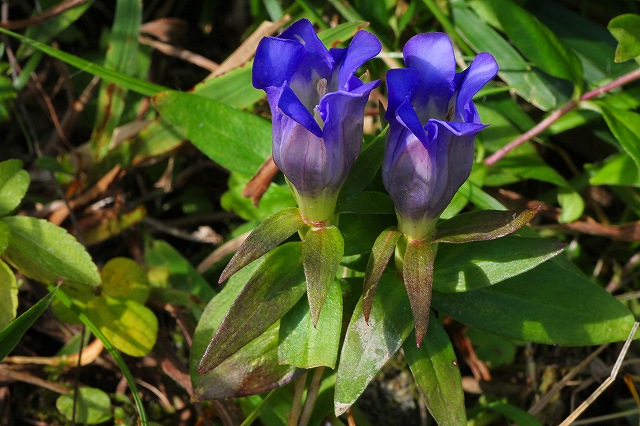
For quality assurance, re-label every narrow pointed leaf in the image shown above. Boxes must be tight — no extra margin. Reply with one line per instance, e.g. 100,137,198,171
303,226,344,326
0,259,17,330
363,227,401,322
403,240,435,347
434,236,565,292
0,287,57,360
191,255,299,399
219,207,304,283
434,209,537,243
404,315,466,426
279,280,342,368
608,14,640,63
433,256,636,345
334,272,413,416
199,243,306,374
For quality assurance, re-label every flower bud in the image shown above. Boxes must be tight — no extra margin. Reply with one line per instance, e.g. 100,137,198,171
382,33,498,240
253,19,382,224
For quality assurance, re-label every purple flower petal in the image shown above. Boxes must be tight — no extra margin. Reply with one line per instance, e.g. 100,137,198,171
331,30,382,90
278,85,323,137
403,33,456,120
252,37,304,89
453,52,499,122
385,68,418,121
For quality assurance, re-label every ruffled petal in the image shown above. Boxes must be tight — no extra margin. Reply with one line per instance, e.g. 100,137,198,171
453,52,499,122
278,19,333,78
385,68,418,121
331,30,382,90
252,37,304,89
403,33,456,121
278,84,323,137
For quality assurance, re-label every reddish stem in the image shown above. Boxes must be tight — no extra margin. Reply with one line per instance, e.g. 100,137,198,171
484,67,640,167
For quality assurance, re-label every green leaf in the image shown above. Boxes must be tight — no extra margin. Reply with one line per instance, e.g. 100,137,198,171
589,152,640,187
452,3,560,110
480,0,583,86
558,187,585,223
279,280,342,368
484,400,543,426
334,272,413,416
85,296,158,357
341,213,396,256
0,287,56,360
0,259,18,330
152,91,272,175
144,239,215,303
90,0,142,159
338,127,387,199
194,65,265,109
363,227,401,322
219,207,304,283
221,173,295,222
1,216,100,286
303,225,344,325
199,243,306,374
0,159,30,216
599,106,640,174
0,220,8,255
56,387,112,425
608,14,640,62
101,257,150,304
402,238,435,346
404,316,466,426
433,256,636,345
336,191,394,215
465,328,516,368
191,257,298,399
0,26,167,97
434,235,565,292
434,209,537,243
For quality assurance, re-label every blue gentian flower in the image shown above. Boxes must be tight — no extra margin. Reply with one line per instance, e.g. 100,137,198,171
382,33,499,239
253,19,381,224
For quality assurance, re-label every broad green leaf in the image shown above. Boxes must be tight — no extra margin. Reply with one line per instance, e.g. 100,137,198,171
404,316,466,426
599,106,640,173
338,127,387,199
199,243,306,373
85,296,158,357
0,27,167,96
0,220,8,254
589,152,640,187
452,3,560,110
2,216,100,286
434,209,537,243
434,236,565,292
303,225,344,325
221,173,296,222
334,272,413,416
336,191,394,215
479,0,582,86
279,280,342,368
152,91,272,175
318,21,370,45
219,207,304,283
558,187,585,223
191,257,298,399
0,259,18,330
433,256,636,345
341,213,396,256
144,239,215,303
0,159,30,216
608,14,640,62
465,328,516,368
195,66,262,109
101,257,150,304
363,227,401,321
403,238,435,346
56,387,112,425
0,287,56,360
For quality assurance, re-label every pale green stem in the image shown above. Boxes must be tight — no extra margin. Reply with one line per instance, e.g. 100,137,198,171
298,367,325,426
289,372,308,426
